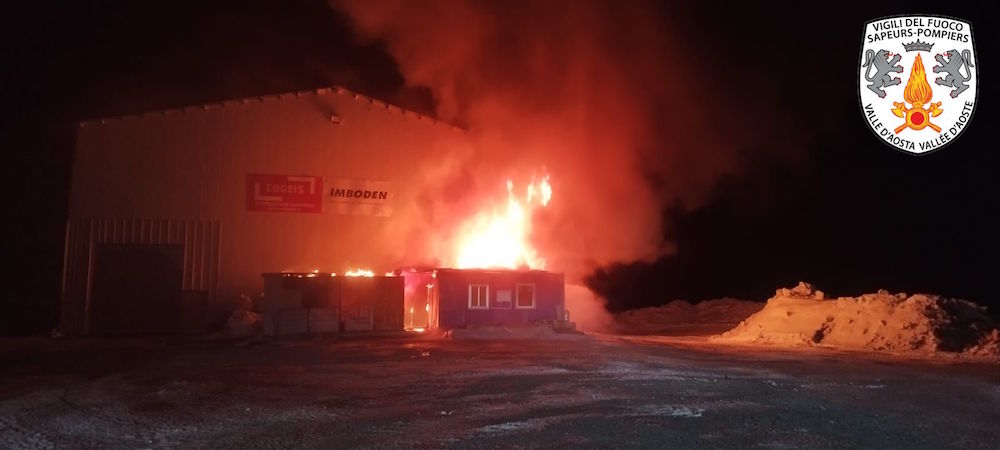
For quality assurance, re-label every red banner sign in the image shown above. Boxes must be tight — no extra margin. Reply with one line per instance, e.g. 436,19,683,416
246,174,322,213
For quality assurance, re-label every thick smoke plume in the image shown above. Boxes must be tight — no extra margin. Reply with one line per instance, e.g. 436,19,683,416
332,0,765,327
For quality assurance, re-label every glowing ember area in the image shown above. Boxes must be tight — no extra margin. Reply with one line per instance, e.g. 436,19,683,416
454,175,551,269
344,268,375,277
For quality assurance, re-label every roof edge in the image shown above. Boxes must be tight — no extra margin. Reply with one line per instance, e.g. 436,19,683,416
77,85,465,132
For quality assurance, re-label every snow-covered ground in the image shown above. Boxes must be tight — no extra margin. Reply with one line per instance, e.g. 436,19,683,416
614,298,764,336
1,335,998,448
3,283,998,447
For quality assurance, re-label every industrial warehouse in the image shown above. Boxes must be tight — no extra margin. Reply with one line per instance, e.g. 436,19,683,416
60,86,567,336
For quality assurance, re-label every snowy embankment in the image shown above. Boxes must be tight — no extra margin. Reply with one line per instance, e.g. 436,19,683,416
713,282,1000,359
614,298,764,336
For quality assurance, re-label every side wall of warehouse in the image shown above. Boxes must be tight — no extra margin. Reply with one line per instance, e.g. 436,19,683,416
62,88,469,334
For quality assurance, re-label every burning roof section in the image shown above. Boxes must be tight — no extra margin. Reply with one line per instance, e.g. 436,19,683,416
396,267,562,276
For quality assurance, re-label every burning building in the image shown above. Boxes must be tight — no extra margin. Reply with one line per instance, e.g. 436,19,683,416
60,87,566,335
432,268,565,329
262,272,403,336
395,268,566,330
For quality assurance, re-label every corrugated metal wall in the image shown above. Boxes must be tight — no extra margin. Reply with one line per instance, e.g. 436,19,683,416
61,218,221,335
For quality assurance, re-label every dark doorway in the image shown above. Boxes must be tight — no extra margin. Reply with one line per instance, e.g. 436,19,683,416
89,243,184,334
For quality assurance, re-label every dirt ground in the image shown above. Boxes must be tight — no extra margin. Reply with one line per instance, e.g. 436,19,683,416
1,333,998,449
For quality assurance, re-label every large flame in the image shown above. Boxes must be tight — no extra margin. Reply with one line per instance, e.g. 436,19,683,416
904,54,933,106
344,268,375,277
454,175,551,269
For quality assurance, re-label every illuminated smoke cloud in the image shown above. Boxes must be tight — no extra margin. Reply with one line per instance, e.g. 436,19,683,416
331,1,773,312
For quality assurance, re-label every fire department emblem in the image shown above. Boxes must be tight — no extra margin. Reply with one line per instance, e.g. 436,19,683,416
859,15,977,154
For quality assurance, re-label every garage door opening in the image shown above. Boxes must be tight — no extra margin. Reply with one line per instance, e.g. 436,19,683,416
88,243,184,334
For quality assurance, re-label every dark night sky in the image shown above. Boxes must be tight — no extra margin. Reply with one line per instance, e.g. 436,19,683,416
2,1,997,333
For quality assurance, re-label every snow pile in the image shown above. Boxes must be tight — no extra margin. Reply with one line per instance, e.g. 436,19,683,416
223,294,262,338
445,325,587,341
614,298,764,335
715,282,1000,358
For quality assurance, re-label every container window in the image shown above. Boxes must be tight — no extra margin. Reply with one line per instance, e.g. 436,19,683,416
494,289,512,309
468,284,489,309
516,284,536,309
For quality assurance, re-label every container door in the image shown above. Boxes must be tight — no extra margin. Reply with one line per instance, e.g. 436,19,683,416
341,278,374,331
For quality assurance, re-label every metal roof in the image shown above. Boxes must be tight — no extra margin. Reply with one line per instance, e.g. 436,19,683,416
78,85,462,131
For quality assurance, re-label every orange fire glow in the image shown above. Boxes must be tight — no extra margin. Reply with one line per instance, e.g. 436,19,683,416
344,268,375,277
454,174,551,269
